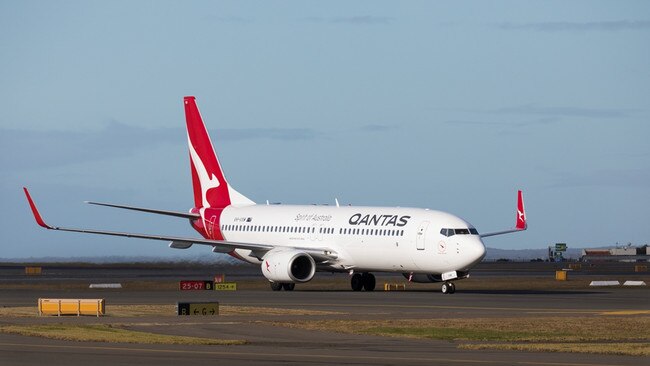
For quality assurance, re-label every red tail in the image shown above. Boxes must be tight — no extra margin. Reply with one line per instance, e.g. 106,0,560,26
515,190,526,230
185,96,232,208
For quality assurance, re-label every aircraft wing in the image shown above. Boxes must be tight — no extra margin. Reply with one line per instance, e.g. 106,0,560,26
23,188,337,261
479,190,527,238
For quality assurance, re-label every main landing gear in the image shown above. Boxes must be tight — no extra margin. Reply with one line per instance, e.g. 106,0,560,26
351,272,376,291
270,282,295,291
441,282,456,294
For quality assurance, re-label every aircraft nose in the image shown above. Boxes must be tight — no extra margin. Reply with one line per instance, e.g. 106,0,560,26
464,238,486,268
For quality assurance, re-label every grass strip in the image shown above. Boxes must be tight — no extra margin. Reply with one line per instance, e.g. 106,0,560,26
364,327,537,342
274,317,650,342
0,324,245,345
0,305,341,318
459,342,650,357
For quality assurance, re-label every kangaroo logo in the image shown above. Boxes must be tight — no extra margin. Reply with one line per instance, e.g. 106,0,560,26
188,135,220,208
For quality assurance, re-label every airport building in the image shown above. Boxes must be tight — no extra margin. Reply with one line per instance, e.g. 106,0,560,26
580,245,650,262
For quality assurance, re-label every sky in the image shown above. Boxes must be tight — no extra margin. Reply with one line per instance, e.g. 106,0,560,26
1,1,649,259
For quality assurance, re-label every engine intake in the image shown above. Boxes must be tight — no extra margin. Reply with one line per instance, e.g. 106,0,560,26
262,249,316,283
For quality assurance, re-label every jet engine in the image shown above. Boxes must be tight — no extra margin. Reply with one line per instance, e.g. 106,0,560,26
261,249,316,283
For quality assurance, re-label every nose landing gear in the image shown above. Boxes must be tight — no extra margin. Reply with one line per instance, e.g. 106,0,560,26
351,272,376,291
441,282,456,294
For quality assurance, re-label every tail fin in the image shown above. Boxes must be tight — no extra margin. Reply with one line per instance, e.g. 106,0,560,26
184,96,254,208
515,190,526,230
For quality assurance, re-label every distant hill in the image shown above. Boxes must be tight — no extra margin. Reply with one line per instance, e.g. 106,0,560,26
484,247,582,261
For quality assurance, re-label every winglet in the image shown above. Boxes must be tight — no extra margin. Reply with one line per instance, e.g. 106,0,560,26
515,190,526,230
23,187,53,229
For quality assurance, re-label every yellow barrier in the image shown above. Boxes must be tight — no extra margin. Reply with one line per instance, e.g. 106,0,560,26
383,283,406,291
555,270,567,281
635,265,648,273
25,266,42,275
38,298,105,317
214,282,237,291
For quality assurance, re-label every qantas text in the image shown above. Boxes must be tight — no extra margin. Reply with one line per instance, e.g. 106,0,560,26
348,214,411,227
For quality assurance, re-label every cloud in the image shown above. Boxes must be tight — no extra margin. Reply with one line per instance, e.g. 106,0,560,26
496,20,650,32
550,168,650,188
491,104,630,119
302,16,393,25
444,118,559,128
0,123,321,172
359,124,397,132
202,15,253,24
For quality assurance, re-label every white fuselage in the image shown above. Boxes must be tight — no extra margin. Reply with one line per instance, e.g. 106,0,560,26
218,204,486,275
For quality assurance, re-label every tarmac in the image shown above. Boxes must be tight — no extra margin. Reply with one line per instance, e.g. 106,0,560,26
1,262,648,365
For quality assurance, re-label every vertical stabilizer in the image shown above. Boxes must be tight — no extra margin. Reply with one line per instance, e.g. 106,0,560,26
184,96,254,208
515,190,526,230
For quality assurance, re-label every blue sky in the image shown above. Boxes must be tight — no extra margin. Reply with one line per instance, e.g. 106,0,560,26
1,1,649,259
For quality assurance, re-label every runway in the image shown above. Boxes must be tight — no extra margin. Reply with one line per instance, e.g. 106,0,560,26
1,263,648,365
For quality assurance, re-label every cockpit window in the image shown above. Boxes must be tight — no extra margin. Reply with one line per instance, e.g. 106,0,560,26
441,228,478,237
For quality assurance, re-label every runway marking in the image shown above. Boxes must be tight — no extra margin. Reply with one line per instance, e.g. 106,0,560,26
600,310,650,316
228,302,645,314
0,342,630,366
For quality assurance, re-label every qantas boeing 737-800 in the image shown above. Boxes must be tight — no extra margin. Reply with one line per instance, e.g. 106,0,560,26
24,96,526,294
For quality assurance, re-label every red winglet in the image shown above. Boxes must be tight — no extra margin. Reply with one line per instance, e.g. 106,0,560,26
515,190,526,230
23,187,53,229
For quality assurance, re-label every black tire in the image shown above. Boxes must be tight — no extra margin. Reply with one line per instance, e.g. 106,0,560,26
282,283,295,291
351,273,363,291
448,282,456,294
441,282,450,294
270,282,283,291
362,273,376,291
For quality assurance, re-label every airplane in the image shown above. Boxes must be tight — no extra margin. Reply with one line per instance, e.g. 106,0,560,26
23,96,527,294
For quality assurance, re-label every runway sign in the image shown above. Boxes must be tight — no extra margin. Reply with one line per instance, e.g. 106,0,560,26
25,266,42,275
38,298,105,317
177,301,219,315
179,280,214,291
214,282,237,291
384,283,406,291
555,270,567,281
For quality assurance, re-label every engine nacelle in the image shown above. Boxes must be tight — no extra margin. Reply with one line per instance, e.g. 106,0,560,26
261,249,316,283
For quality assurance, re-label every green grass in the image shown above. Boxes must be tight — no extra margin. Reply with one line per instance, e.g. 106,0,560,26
460,342,650,357
364,326,538,342
0,324,246,345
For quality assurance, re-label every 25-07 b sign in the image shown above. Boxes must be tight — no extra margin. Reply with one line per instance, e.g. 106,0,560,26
179,280,214,291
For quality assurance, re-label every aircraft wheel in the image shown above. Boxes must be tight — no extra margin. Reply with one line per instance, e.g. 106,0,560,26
282,283,295,291
362,273,376,291
270,282,283,291
448,282,456,294
441,282,450,294
351,273,363,291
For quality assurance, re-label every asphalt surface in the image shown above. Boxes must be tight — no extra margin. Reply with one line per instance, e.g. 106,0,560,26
1,263,648,366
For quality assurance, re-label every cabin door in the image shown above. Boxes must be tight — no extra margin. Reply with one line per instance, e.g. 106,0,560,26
416,221,429,250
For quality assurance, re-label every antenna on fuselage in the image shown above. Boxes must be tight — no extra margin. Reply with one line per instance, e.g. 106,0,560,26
335,198,340,208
